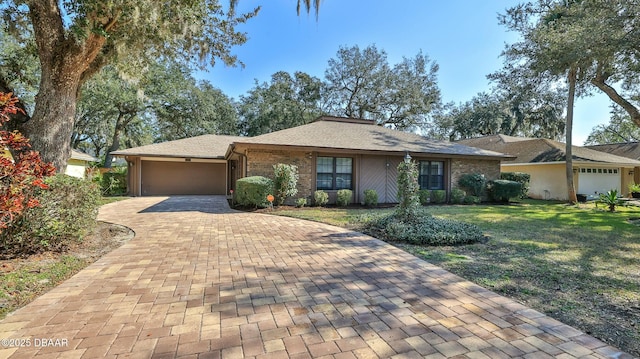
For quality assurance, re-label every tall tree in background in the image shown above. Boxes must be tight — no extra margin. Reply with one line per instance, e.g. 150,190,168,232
324,44,441,131
238,71,323,136
72,65,149,168
499,0,600,204
72,61,237,165
151,80,239,142
1,1,258,171
585,106,640,145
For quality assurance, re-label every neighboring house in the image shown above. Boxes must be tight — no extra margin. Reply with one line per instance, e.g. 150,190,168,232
458,135,640,200
2,147,97,179
112,117,511,203
66,149,99,178
585,142,640,185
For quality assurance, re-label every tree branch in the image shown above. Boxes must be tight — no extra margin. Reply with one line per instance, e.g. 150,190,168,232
591,64,640,127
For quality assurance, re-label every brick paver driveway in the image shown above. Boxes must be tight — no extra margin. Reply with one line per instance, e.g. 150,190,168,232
0,196,632,358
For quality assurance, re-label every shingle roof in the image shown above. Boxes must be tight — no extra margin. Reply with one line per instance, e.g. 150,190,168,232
585,142,640,161
458,135,640,165
111,135,243,159
70,149,98,162
232,117,511,159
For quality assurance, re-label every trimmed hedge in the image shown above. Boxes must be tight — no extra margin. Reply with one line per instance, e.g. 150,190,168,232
1,174,101,257
418,189,430,205
458,173,486,197
314,190,329,207
235,176,274,208
489,179,522,203
501,172,530,198
450,188,466,204
364,209,484,246
336,189,352,207
363,189,378,207
431,190,447,204
273,163,298,206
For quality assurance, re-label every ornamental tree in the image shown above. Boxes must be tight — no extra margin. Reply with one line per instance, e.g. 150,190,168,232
0,92,55,231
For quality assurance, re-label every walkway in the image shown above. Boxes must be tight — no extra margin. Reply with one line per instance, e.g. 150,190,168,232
0,196,632,358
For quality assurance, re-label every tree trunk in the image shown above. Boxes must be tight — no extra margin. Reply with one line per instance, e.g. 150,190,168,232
23,71,82,172
22,0,107,172
565,67,578,204
103,113,133,168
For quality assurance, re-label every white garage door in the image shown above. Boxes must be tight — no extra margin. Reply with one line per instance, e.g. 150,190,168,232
578,167,620,195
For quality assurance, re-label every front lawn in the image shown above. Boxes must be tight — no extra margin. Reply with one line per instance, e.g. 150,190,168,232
269,200,640,357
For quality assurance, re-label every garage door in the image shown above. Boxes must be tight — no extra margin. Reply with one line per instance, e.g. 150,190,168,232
141,160,226,195
578,167,620,195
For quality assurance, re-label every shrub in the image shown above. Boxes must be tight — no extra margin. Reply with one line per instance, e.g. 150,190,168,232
365,208,484,246
101,167,127,196
1,174,101,257
488,180,521,203
396,160,420,219
431,190,446,204
418,189,430,205
314,190,329,207
363,189,378,207
273,163,299,206
450,188,466,204
336,189,352,207
463,195,481,205
458,173,486,197
0,92,56,231
500,172,530,198
235,176,274,208
295,198,307,208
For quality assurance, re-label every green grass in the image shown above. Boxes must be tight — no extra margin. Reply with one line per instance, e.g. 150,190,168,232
270,200,640,356
99,195,130,206
0,256,88,319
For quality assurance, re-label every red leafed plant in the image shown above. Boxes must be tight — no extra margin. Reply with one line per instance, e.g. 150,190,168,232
0,92,55,230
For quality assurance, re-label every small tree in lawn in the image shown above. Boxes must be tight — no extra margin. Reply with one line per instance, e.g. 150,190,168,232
273,163,299,206
0,92,55,232
396,157,421,220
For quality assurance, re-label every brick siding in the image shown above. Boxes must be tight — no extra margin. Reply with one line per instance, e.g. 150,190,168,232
451,158,501,198
245,149,314,203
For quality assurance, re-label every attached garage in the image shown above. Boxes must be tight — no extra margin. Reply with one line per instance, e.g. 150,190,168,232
141,160,226,195
578,167,621,195
110,134,243,197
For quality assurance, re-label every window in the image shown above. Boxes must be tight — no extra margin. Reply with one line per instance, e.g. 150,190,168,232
418,161,444,190
316,157,353,190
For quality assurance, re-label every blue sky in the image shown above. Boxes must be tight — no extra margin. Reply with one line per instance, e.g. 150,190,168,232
200,0,613,145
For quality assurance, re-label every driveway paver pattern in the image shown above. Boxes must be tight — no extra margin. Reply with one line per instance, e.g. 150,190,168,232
0,196,633,358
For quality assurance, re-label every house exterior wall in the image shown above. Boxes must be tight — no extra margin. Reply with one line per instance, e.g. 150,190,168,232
450,158,501,193
65,159,88,178
358,155,402,203
244,149,503,205
504,163,569,200
245,149,314,203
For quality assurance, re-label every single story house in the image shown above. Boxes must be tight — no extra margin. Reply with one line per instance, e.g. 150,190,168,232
585,142,640,185
66,149,99,178
112,117,512,204
458,135,640,200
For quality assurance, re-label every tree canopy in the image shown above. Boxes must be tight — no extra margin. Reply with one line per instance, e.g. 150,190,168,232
238,71,323,136
1,0,258,170
72,61,237,166
324,44,441,131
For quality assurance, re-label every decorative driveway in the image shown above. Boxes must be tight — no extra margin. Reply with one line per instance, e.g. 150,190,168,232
0,196,632,358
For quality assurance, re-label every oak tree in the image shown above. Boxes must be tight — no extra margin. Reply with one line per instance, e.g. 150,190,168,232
2,0,258,171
